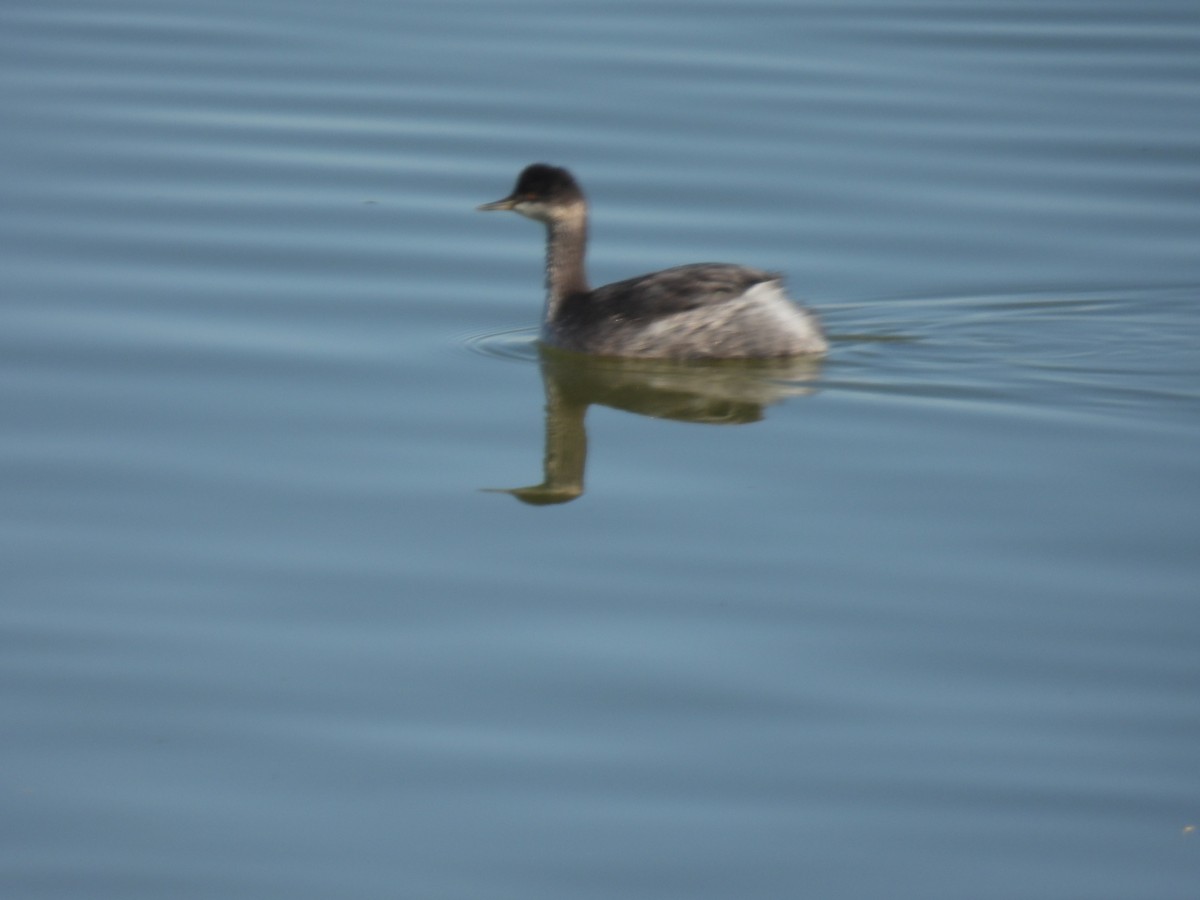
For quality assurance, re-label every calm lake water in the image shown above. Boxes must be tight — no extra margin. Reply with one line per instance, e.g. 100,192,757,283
3,1,1199,897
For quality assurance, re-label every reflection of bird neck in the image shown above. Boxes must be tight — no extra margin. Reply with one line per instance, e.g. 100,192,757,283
543,202,589,320
500,374,588,506
539,384,587,499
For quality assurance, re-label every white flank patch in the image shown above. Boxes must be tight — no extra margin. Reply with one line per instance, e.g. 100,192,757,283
741,279,816,333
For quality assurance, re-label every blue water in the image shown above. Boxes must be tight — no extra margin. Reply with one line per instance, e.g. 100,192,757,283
3,1,1199,898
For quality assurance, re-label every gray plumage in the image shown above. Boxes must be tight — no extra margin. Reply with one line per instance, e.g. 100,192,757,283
478,164,828,360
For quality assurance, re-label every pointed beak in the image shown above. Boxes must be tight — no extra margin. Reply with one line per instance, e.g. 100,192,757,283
477,195,517,212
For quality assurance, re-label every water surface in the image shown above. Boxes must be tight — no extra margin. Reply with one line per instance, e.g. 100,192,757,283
3,1,1199,898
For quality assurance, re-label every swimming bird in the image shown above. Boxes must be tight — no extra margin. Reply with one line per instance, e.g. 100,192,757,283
478,164,828,359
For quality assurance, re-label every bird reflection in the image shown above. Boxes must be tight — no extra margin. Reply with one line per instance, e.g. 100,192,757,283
489,345,822,504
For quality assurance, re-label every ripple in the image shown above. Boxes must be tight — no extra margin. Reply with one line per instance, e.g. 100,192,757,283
806,286,1200,423
459,326,541,363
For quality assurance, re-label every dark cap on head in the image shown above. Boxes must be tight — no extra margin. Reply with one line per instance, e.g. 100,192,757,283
478,163,585,212
511,164,582,201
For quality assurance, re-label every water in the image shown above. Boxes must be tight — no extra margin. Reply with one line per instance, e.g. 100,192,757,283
3,1,1199,897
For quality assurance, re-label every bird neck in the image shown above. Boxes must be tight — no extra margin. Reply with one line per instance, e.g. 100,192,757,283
543,202,590,319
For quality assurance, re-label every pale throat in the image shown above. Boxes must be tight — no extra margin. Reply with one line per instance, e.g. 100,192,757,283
543,200,590,314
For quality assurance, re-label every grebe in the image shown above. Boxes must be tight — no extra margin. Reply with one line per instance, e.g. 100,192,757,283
478,163,827,359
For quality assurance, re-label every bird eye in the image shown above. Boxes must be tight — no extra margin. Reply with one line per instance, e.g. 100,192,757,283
524,192,537,201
